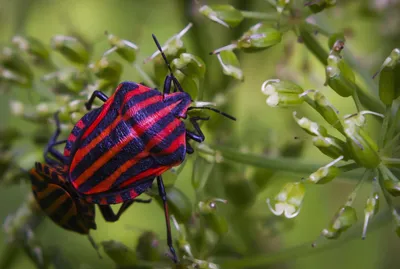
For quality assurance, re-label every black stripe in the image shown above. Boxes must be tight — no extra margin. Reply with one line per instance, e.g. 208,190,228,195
48,193,73,223
66,108,101,161
120,89,160,115
74,102,179,192
149,121,186,154
39,187,65,210
86,178,154,204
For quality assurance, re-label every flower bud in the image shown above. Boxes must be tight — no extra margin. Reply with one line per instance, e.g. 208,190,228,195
293,111,328,137
145,23,192,62
12,36,50,64
9,100,25,116
325,54,355,97
171,216,193,258
135,231,161,261
237,23,282,52
105,33,139,62
51,35,89,64
379,164,400,196
171,53,206,79
216,51,243,80
376,48,400,105
344,114,381,169
276,0,291,13
42,69,87,93
35,102,59,118
0,47,33,80
267,181,305,218
261,79,304,107
0,67,31,87
362,190,379,239
199,5,243,28
102,240,137,266
312,136,350,160
186,257,220,269
312,91,344,133
318,206,357,240
89,58,123,81
198,198,227,215
306,156,342,184
328,33,345,52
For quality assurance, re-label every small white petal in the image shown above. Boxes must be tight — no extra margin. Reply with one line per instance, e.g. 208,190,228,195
266,94,279,107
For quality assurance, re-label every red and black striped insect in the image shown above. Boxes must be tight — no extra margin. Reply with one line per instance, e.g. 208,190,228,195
30,118,150,236
29,162,96,234
44,34,236,263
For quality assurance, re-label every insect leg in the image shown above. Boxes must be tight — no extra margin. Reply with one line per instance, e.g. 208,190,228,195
185,139,194,154
185,116,209,143
45,112,67,165
156,175,178,263
98,199,152,222
85,90,109,110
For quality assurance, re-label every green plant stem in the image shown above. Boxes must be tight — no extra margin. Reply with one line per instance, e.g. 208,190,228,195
240,10,278,20
196,144,362,179
338,162,360,172
381,157,400,168
352,90,362,112
379,105,392,149
385,104,400,149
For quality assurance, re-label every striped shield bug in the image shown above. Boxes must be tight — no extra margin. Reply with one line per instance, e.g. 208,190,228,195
29,162,97,235
44,34,236,263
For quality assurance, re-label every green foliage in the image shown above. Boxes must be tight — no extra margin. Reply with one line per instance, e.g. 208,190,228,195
1,1,400,269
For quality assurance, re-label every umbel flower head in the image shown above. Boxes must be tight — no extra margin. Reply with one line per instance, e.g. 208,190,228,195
262,44,400,242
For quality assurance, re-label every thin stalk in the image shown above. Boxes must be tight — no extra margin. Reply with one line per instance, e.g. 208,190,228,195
385,104,400,148
379,105,392,149
352,90,363,112
338,162,360,173
240,10,279,21
381,157,400,168
196,144,362,179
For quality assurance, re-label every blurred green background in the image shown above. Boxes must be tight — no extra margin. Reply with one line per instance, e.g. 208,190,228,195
1,0,400,268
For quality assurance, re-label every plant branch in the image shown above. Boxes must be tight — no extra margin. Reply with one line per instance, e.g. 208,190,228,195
196,144,362,179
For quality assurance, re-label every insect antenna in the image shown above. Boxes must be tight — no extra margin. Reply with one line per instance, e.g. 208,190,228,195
152,34,173,74
151,34,184,93
188,106,236,121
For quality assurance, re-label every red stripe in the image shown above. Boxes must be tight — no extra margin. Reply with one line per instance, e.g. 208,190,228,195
81,96,114,140
74,101,180,191
70,94,164,173
76,120,85,129
81,86,147,140
72,132,136,188
115,194,123,204
68,134,76,142
120,165,170,188
129,189,138,198
153,132,185,156
86,151,148,194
